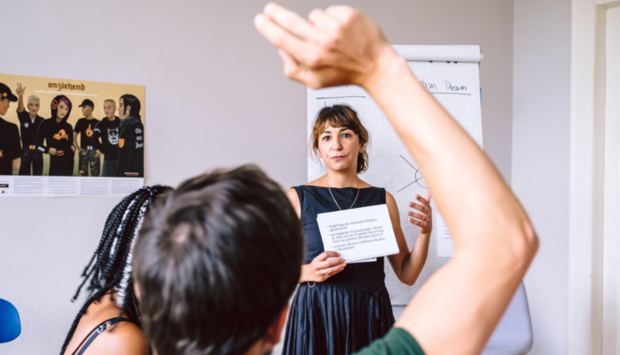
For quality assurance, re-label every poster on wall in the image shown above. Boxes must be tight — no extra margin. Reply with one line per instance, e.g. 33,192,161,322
0,73,145,197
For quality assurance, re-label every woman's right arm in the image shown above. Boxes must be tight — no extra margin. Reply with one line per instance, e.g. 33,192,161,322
286,188,346,283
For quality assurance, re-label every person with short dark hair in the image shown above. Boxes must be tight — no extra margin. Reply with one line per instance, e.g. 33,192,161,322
116,95,144,177
133,4,539,355
60,185,170,355
74,99,101,176
133,166,303,355
35,95,75,176
15,83,44,175
93,99,121,176
0,83,21,176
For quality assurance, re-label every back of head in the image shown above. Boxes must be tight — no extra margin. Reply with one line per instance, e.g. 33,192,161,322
134,165,304,355
60,185,171,354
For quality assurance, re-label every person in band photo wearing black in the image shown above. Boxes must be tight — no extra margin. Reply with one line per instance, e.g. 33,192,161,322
15,83,44,175
116,94,143,177
73,99,101,176
36,95,75,176
0,83,22,176
93,99,120,177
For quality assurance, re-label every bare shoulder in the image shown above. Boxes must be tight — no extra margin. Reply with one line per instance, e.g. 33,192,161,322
385,191,397,205
385,191,400,214
85,321,149,355
286,188,301,217
286,188,300,205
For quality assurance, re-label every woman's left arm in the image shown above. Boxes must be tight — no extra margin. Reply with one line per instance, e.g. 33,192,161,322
386,191,432,286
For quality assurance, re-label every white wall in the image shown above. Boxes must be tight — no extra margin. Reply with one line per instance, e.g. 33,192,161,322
0,1,514,353
512,0,571,354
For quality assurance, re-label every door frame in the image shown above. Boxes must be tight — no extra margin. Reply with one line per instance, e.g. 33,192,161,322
569,0,620,353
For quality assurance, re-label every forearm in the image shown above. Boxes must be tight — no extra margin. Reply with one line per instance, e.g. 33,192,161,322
93,135,106,154
398,232,431,285
369,49,538,353
12,158,20,171
17,96,24,112
365,49,535,256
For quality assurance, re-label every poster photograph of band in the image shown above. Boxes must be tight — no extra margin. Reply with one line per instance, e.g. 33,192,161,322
0,73,145,197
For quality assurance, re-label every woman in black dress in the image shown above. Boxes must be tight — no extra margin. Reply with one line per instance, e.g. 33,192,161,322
283,105,433,354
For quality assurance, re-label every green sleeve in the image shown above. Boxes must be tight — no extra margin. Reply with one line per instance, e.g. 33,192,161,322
353,327,424,355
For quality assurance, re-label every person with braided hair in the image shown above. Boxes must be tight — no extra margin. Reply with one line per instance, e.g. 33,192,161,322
60,185,171,355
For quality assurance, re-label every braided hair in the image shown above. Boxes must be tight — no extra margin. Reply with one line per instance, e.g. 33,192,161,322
60,185,171,355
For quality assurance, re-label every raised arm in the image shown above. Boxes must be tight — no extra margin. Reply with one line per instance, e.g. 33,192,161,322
255,5,538,354
16,83,25,113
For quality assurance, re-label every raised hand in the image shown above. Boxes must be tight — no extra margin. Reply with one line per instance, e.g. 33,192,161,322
406,193,432,235
254,3,397,89
15,83,25,97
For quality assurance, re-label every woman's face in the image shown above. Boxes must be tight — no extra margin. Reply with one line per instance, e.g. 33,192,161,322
0,99,9,116
118,98,129,119
27,100,40,115
317,123,363,173
57,101,69,120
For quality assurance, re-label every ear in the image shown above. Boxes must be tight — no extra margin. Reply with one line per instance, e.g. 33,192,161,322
265,305,289,345
359,143,365,153
126,105,132,114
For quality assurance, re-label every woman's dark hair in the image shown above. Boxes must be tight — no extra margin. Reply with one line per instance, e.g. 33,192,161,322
50,95,72,121
311,104,370,174
60,185,171,355
133,165,304,355
120,94,141,117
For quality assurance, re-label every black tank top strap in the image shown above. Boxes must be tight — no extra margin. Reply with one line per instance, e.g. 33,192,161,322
72,317,136,355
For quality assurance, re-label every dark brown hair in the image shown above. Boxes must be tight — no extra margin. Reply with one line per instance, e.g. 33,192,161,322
133,165,304,355
311,105,370,174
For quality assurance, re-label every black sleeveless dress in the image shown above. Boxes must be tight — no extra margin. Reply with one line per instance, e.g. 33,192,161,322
283,186,395,355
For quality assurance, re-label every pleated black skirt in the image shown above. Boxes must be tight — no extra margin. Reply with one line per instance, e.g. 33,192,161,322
282,281,395,355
